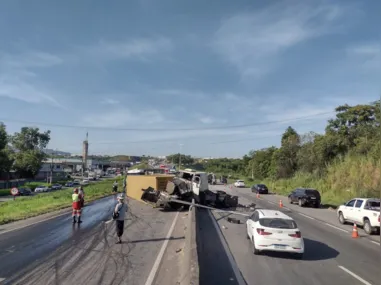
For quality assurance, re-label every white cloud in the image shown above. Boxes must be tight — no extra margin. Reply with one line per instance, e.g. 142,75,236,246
83,37,173,61
199,116,214,124
0,51,62,70
101,98,120,105
212,2,350,78
346,43,381,56
0,76,61,107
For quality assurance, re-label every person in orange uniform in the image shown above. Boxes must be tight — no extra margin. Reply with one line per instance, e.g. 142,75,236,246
72,188,83,224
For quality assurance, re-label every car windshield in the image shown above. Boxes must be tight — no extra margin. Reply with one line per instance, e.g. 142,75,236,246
237,180,244,183
257,184,267,189
305,189,320,197
259,218,297,229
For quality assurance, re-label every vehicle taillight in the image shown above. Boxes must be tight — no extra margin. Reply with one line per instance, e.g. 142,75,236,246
378,215,380,223
288,231,301,238
256,228,272,235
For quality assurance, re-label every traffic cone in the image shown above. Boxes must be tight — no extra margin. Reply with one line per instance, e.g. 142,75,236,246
256,193,260,199
279,200,283,208
352,224,359,238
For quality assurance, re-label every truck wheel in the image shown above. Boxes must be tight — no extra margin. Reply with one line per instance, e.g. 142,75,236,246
288,197,293,204
338,212,347,224
363,219,373,235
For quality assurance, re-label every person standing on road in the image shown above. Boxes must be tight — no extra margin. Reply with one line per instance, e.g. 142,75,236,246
113,193,127,244
78,186,85,207
112,180,118,193
72,188,83,224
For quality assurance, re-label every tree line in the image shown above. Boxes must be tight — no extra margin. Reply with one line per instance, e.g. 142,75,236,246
169,101,380,182
0,124,51,179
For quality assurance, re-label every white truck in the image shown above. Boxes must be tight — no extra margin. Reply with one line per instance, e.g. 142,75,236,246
337,198,380,235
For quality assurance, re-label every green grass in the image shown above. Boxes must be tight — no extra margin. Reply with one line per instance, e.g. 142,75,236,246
262,155,381,207
0,177,124,225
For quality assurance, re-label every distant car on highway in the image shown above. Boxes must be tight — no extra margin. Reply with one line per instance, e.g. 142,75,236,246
51,184,62,190
251,184,269,194
17,187,32,196
246,209,304,259
337,198,380,235
35,186,50,192
234,180,245,188
288,188,321,208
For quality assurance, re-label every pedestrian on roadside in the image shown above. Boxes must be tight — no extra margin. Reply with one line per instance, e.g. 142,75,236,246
72,188,83,224
78,186,85,207
113,193,127,244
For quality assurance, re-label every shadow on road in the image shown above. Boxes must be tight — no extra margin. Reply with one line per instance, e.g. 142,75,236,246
196,208,246,285
263,238,339,261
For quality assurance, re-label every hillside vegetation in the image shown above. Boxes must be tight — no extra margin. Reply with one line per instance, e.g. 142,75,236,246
185,101,381,206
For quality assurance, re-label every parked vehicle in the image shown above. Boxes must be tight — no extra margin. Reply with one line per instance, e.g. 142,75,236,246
35,186,50,192
51,184,62,190
337,198,380,235
65,182,74,187
234,180,245,188
246,209,304,259
81,179,89,186
251,184,269,194
288,188,321,208
17,187,32,196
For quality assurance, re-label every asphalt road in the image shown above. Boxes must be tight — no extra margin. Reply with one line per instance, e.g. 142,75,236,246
208,185,379,285
0,195,180,285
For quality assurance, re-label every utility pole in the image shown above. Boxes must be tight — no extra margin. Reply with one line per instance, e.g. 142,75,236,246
179,144,183,170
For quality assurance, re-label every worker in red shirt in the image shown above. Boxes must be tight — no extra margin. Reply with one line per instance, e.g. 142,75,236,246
72,188,83,223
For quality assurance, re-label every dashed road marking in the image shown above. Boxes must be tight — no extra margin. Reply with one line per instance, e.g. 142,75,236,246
0,277,6,282
266,201,276,205
144,211,179,285
338,266,372,285
370,241,380,245
208,210,246,285
324,223,348,233
283,206,290,210
105,220,113,224
298,213,315,220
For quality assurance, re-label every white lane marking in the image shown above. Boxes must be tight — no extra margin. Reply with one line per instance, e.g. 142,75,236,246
144,211,179,285
371,241,380,245
324,223,348,233
208,210,246,285
338,266,372,285
298,213,315,220
105,220,113,224
283,207,290,210
0,211,70,235
266,201,276,205
0,277,6,282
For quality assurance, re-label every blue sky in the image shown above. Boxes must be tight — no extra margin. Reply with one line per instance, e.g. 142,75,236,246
0,0,380,158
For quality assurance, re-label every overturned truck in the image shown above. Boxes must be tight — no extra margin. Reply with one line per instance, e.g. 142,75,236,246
141,169,239,210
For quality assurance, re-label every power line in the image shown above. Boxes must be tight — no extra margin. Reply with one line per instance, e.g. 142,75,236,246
0,110,335,132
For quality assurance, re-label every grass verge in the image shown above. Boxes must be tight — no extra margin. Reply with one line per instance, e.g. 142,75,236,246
0,177,124,225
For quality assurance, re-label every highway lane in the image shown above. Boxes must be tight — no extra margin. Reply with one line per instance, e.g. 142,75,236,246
0,196,181,285
233,186,381,244
209,185,379,285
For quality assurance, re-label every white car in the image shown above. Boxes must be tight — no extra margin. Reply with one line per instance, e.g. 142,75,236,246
246,209,304,259
81,179,89,185
234,180,245,188
35,186,50,192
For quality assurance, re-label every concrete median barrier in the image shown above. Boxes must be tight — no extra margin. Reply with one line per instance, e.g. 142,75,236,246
180,202,199,285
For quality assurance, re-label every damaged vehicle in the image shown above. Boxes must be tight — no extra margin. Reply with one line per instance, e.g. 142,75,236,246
141,169,239,210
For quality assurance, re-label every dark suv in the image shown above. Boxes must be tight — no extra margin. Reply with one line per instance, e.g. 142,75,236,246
251,184,269,194
288,188,321,208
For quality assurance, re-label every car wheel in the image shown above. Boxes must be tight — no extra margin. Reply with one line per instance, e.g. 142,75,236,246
363,219,373,235
298,199,303,207
314,203,320,208
338,212,346,224
252,238,260,255
288,197,293,204
246,231,250,239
